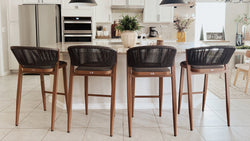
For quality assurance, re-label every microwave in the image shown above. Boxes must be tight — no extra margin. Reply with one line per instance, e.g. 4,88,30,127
63,17,92,42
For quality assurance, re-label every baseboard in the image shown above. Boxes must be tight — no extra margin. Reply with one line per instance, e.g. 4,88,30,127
0,70,10,76
48,96,156,110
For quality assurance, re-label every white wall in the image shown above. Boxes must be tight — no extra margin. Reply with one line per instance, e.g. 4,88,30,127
225,3,249,45
0,0,10,76
195,3,226,41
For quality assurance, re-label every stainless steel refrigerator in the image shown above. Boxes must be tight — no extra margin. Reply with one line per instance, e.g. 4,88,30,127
19,4,61,47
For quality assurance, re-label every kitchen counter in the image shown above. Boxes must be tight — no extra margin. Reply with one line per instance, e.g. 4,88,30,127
48,40,230,54
47,40,243,110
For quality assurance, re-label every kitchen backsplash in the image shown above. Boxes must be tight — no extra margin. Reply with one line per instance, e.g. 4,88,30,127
96,7,195,42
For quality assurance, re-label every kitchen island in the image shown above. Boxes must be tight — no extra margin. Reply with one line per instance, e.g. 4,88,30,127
46,40,235,110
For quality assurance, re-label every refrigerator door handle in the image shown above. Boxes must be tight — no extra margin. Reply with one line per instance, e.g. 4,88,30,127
55,16,58,43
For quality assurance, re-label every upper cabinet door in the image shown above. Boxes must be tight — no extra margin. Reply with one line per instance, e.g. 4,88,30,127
112,0,127,5
143,0,173,23
22,0,61,4
128,0,144,6
159,5,173,22
95,0,112,23
22,0,39,4
42,0,61,4
143,0,158,23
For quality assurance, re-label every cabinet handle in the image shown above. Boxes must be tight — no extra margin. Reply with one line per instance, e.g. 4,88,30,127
109,14,111,22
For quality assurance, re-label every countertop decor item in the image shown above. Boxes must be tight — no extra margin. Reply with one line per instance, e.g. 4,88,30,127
174,16,194,42
116,15,141,48
69,0,97,6
235,14,250,46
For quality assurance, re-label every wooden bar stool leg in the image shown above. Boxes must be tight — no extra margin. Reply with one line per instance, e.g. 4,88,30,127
113,66,117,117
16,65,23,126
233,69,240,86
243,72,246,80
159,77,163,117
202,74,208,112
51,65,59,131
127,67,132,137
67,66,74,133
40,73,46,111
110,70,116,137
171,66,177,136
178,67,184,114
186,65,193,131
85,76,88,115
225,66,230,126
63,67,68,113
245,73,249,93
132,77,135,117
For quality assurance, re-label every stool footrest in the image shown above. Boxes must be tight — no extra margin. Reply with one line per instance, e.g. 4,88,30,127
88,94,111,97
44,91,66,95
182,92,204,95
135,95,160,98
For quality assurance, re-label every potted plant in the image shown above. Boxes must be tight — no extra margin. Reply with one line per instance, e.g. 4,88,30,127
116,15,141,48
174,17,194,42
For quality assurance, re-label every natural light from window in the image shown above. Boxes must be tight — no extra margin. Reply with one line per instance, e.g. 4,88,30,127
195,3,226,41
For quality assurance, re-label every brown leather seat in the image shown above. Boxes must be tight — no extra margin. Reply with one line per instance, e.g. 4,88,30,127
132,67,170,72
180,61,224,69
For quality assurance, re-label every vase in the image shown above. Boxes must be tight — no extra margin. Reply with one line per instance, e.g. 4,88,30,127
121,31,138,48
177,31,186,42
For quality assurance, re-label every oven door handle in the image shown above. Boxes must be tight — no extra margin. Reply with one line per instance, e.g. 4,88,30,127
64,21,92,24
64,35,92,37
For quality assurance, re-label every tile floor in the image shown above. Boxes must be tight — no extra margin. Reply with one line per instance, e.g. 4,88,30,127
0,74,250,141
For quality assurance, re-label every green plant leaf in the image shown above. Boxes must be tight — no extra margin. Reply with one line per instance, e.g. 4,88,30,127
115,15,141,32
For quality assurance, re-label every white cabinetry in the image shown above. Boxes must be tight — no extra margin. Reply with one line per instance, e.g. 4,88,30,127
112,0,127,5
112,0,144,6
42,0,61,4
22,0,61,4
128,0,144,5
95,0,112,23
22,0,39,4
144,0,173,23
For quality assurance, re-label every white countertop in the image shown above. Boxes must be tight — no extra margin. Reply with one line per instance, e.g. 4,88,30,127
46,40,240,54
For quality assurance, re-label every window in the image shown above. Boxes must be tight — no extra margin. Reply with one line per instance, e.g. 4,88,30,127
195,3,226,41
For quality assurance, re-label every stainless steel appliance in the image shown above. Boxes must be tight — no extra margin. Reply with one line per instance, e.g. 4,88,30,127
19,4,61,47
63,17,92,42
149,27,159,37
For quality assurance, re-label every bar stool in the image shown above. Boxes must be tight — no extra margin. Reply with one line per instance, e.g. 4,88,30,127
178,46,235,131
127,46,177,137
67,45,117,136
11,46,68,131
233,50,250,93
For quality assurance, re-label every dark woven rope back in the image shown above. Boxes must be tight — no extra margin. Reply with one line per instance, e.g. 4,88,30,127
127,46,177,68
11,46,59,68
186,46,235,66
68,45,117,67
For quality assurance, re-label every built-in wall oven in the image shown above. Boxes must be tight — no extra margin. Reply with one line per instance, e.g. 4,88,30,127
63,17,92,42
